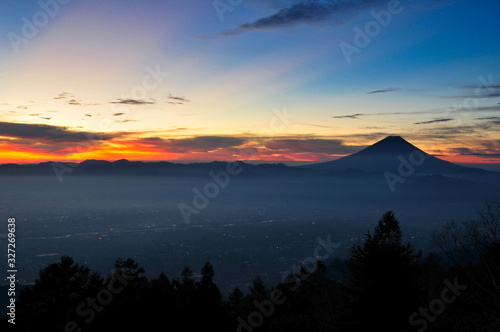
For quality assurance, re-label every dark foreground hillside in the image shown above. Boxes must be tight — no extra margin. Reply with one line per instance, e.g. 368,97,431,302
2,203,499,332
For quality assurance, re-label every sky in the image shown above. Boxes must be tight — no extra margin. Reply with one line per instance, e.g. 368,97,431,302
0,0,499,166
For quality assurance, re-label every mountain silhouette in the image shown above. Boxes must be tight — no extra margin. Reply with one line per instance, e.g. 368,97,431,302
307,136,465,174
1,136,497,181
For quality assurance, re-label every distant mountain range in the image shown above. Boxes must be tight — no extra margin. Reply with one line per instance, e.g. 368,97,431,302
0,136,498,183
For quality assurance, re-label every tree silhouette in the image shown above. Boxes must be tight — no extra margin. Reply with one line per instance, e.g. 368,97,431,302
11,207,500,332
17,256,104,332
345,211,422,331
433,201,500,331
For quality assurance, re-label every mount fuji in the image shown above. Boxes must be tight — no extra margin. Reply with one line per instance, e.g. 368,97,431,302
307,136,466,175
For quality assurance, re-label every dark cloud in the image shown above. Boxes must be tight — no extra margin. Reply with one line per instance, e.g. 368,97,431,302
265,138,364,154
468,105,500,112
414,118,454,125
332,104,500,122
113,113,125,116
465,153,500,158
53,92,100,106
167,94,190,105
0,121,120,142
67,99,82,106
110,98,155,105
450,83,500,90
448,145,500,159
223,0,388,36
40,117,52,120
332,113,364,119
441,80,500,99
474,116,500,125
441,92,500,99
333,110,447,119
142,136,245,153
448,147,474,155
475,116,500,120
54,92,71,100
366,88,400,94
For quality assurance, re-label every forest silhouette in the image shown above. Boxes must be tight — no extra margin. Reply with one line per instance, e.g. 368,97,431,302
2,203,499,332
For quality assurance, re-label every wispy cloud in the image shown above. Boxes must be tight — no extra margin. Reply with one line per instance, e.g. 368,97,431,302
414,118,454,125
167,94,190,105
332,113,364,119
0,121,121,142
110,98,155,105
54,92,71,100
223,0,388,36
141,136,245,153
441,92,500,99
265,138,365,154
448,141,500,159
440,80,500,99
475,116,500,125
366,88,400,94
333,104,500,121
53,92,100,106
67,99,82,106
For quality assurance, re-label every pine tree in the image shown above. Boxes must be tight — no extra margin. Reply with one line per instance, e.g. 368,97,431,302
346,211,422,331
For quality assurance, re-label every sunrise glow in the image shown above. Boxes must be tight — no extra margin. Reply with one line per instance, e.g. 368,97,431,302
0,0,499,168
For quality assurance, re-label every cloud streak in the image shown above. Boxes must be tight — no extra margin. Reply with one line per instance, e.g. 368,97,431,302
0,121,120,142
53,92,100,106
167,94,190,105
332,113,364,119
333,104,500,121
222,0,386,36
366,88,400,94
141,136,245,153
414,118,453,125
264,138,365,154
110,98,155,105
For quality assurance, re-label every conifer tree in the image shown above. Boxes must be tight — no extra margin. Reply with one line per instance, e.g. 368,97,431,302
346,211,422,331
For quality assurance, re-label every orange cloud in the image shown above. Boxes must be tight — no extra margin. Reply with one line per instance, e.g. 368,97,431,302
0,122,499,166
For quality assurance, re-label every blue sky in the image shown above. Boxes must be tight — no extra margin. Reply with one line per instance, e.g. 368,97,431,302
0,0,499,164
